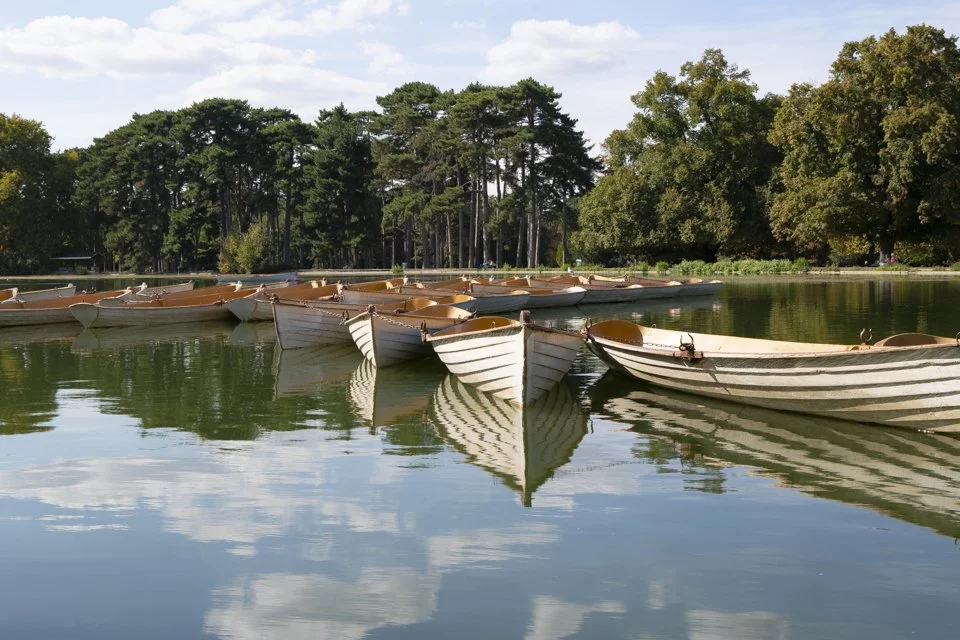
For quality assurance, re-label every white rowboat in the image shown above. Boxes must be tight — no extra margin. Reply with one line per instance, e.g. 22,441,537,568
69,285,257,328
0,283,77,304
227,281,340,322
0,289,135,327
346,305,474,367
425,311,583,406
584,319,960,432
471,283,586,309
272,298,439,350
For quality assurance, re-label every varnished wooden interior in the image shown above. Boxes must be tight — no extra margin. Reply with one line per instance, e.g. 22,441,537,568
4,289,130,310
431,316,519,337
589,319,870,354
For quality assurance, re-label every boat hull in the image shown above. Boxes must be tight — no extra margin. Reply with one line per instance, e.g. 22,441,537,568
70,300,237,328
0,289,133,327
427,320,582,406
273,302,359,349
586,327,960,432
0,284,77,303
341,289,477,312
346,311,467,367
470,284,585,309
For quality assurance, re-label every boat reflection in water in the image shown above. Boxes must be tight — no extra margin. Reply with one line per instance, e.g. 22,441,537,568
71,321,235,353
272,343,363,399
591,373,960,538
347,359,447,430
429,375,588,506
226,321,278,346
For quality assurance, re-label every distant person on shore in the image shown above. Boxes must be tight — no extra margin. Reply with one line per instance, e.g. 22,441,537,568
890,251,898,264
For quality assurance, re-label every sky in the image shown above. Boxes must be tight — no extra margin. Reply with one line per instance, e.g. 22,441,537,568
3,0,960,151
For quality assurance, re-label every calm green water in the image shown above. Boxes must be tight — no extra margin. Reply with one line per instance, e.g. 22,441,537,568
1,278,959,639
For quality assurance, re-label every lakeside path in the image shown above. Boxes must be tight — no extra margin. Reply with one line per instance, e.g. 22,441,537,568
5,267,960,282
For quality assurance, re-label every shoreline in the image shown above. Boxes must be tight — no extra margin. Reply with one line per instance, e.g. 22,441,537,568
3,267,960,281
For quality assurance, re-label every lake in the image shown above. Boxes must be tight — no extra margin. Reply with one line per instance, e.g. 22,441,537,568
0,277,958,639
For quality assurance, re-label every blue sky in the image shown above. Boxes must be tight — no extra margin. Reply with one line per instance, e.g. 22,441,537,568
3,0,960,151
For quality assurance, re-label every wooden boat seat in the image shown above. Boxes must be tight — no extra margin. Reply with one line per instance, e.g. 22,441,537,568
874,333,954,347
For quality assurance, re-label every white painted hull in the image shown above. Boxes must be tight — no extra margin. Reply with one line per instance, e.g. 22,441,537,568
273,301,361,349
347,312,466,368
471,284,587,309
0,289,133,327
136,281,194,297
466,291,529,315
226,296,270,322
342,288,477,312
0,283,76,303
429,375,587,505
427,320,583,406
525,278,638,304
586,322,960,432
69,300,236,328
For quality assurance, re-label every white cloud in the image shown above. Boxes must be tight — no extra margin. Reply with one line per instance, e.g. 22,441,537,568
0,16,311,79
177,63,387,116
360,41,414,76
483,19,640,83
149,0,274,32
214,0,404,40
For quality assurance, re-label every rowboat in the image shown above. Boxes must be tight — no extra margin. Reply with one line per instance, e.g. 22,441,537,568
0,288,135,327
429,375,587,506
584,319,960,432
400,284,527,314
425,311,583,406
346,304,474,367
226,281,340,322
673,277,723,296
216,271,299,284
347,358,446,428
0,283,76,303
340,287,477,312
471,282,586,309
592,374,960,538
272,297,438,350
525,276,645,304
69,284,258,328
134,281,195,297
591,274,682,299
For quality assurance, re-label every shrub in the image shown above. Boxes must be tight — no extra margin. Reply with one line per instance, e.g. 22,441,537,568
655,260,670,274
391,263,405,275
219,220,270,274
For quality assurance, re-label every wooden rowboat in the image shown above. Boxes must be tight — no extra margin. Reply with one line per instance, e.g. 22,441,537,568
227,281,340,322
526,276,645,304
69,284,258,328
673,277,722,296
471,282,586,309
340,287,477,312
272,297,438,350
0,288,135,327
346,304,474,367
425,311,583,406
0,283,77,304
134,281,195,297
590,274,681,299
400,284,527,315
429,375,587,506
584,319,960,432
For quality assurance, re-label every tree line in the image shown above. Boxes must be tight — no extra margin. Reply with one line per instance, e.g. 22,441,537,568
1,79,598,274
2,24,960,274
578,24,960,267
